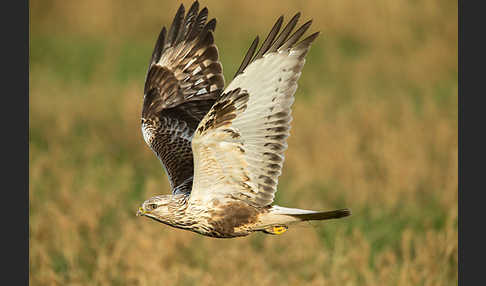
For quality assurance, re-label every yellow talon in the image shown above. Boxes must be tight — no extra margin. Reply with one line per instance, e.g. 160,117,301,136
263,225,288,235
273,226,287,234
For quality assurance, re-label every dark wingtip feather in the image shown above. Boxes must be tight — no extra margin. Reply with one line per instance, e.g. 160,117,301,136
149,27,167,66
294,31,320,51
149,2,220,71
189,0,199,11
199,7,208,21
175,2,199,45
186,6,208,41
253,15,284,60
186,1,200,22
280,19,313,50
234,13,318,79
234,36,259,78
206,18,217,31
167,4,186,45
268,12,301,53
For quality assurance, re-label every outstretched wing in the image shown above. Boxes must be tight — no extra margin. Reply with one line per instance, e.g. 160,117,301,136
142,1,225,195
190,13,318,206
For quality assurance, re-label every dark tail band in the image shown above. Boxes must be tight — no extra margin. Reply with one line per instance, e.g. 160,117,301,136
289,208,351,221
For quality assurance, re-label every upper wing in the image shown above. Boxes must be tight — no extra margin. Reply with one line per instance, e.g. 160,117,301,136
190,13,318,206
142,1,224,195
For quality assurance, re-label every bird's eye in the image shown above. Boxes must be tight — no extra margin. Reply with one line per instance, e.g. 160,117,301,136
146,203,157,211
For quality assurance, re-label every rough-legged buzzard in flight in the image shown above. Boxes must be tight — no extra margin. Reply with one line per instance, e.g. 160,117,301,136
136,1,350,238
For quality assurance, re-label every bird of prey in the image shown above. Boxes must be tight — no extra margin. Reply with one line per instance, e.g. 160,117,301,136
136,1,350,238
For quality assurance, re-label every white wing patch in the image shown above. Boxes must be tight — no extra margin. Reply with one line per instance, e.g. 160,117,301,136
190,48,309,206
188,14,318,206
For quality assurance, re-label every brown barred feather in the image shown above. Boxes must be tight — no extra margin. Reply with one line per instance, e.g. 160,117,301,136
142,1,224,195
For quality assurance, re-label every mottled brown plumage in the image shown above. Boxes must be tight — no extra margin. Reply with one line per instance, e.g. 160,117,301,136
142,1,224,195
137,1,350,238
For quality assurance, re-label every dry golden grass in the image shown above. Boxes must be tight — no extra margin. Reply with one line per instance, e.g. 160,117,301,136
30,0,457,285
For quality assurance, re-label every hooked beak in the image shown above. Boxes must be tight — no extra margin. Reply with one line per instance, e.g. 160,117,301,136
136,207,146,216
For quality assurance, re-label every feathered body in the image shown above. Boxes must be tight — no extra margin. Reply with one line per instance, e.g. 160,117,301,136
136,1,350,238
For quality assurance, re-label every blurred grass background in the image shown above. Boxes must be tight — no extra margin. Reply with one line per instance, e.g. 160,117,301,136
29,0,457,285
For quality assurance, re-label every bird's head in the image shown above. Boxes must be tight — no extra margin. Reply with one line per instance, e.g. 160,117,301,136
136,195,173,219
136,194,187,224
